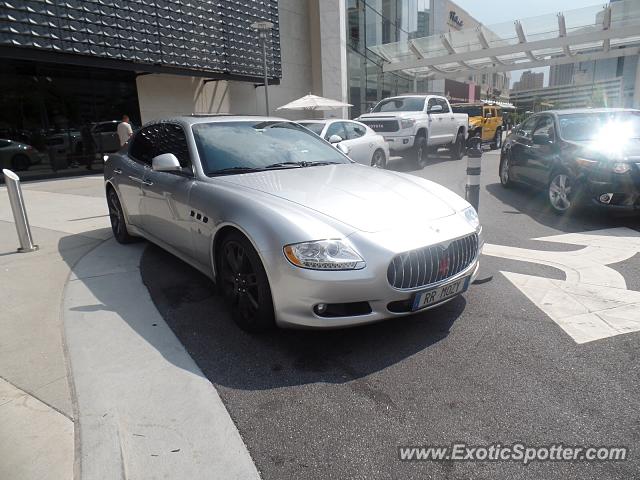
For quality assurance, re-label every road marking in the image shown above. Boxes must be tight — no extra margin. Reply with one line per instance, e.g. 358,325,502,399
483,227,640,344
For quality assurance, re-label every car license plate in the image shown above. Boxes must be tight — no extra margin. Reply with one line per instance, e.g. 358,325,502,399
411,276,470,311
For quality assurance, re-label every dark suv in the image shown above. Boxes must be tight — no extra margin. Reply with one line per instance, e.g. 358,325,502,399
499,108,640,215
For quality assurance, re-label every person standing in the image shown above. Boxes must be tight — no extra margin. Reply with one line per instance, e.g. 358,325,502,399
117,114,133,147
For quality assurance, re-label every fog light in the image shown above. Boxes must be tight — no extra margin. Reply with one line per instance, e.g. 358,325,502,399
599,193,613,204
314,304,327,315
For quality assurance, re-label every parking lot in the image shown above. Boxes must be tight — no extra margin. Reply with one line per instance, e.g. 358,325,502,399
139,149,640,480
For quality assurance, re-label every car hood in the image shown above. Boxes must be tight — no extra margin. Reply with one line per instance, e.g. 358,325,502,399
217,164,462,233
567,138,640,160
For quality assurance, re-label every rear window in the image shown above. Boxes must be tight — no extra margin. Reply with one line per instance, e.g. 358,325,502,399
299,123,324,135
372,97,425,113
451,105,483,117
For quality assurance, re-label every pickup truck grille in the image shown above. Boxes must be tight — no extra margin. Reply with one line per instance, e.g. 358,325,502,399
360,120,399,133
387,233,479,290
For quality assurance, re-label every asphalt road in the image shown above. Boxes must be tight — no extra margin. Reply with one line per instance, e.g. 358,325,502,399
141,149,640,480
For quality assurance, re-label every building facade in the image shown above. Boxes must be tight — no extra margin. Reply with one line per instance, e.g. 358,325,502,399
512,70,544,92
510,77,624,111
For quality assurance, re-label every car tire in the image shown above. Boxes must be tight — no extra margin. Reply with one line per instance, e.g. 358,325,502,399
491,129,502,150
217,231,275,332
106,187,136,244
412,134,428,169
547,171,578,215
449,132,465,160
11,154,30,172
499,150,513,188
371,149,387,169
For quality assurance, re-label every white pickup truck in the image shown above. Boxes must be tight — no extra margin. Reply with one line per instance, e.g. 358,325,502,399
357,95,468,168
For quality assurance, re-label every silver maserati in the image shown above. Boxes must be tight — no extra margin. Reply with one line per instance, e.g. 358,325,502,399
104,115,483,331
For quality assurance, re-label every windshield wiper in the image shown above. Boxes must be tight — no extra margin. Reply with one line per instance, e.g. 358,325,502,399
301,161,341,167
263,162,305,169
209,166,265,175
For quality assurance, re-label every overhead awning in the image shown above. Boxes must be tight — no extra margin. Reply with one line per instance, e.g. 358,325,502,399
370,0,640,79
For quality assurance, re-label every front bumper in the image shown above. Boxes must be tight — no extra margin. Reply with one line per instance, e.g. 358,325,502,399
583,169,640,211
382,134,415,152
263,220,483,328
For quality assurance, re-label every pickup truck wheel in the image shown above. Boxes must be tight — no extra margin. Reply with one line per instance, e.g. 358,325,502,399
449,133,465,160
412,135,428,169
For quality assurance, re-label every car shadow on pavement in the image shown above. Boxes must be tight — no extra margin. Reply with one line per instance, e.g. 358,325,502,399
485,181,639,233
139,242,466,391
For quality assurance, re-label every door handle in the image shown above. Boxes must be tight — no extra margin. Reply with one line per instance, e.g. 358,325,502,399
438,118,443,121
142,180,154,186
113,168,122,175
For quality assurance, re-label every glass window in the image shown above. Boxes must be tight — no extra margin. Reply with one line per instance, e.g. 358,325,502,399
129,125,159,165
94,122,118,133
436,98,450,113
451,105,482,117
533,116,555,142
324,122,347,141
344,122,366,140
155,123,191,169
192,121,350,176
299,123,325,136
372,96,425,113
518,116,538,139
427,97,438,110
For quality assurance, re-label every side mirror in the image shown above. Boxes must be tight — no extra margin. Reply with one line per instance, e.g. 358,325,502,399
337,143,350,155
152,153,182,172
328,134,343,144
532,133,552,145
428,104,443,114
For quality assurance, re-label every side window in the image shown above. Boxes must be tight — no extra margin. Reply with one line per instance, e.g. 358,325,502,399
128,125,159,165
532,116,556,142
437,98,450,113
427,97,438,111
324,122,347,141
344,122,366,140
156,123,191,168
95,123,117,133
518,117,537,139
492,108,498,118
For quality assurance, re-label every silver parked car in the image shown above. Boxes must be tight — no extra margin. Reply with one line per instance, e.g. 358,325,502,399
0,139,42,171
298,119,390,168
104,116,483,331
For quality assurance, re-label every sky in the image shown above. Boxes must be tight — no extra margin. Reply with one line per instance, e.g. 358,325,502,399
451,0,605,88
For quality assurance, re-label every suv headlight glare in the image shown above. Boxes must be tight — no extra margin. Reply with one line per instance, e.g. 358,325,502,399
284,240,365,270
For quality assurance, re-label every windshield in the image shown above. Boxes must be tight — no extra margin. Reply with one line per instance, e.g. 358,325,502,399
558,111,640,141
451,105,483,117
372,97,425,113
192,121,350,175
299,122,325,135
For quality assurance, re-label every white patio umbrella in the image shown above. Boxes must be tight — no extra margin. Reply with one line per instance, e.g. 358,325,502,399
276,93,352,111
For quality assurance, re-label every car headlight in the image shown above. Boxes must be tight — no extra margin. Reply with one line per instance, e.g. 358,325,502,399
612,162,631,174
400,118,416,129
284,240,365,270
462,206,480,229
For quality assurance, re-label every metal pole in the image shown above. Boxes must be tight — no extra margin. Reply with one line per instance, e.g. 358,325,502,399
465,137,482,212
262,38,269,116
2,169,38,252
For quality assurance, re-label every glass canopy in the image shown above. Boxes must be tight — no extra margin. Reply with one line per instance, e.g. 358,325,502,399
372,0,640,78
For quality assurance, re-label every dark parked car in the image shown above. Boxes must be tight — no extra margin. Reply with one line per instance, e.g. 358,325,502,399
499,108,640,214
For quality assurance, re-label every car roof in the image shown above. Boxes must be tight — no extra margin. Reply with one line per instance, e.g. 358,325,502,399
149,115,290,128
298,119,359,124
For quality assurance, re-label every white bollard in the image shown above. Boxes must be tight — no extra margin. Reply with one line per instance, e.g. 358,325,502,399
2,169,38,253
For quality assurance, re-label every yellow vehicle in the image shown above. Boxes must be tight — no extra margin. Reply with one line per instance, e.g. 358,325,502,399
451,103,503,150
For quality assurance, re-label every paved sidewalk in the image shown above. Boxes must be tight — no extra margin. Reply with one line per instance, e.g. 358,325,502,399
0,174,259,479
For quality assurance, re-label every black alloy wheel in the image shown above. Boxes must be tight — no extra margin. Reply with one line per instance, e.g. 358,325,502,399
107,188,135,243
218,232,275,332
